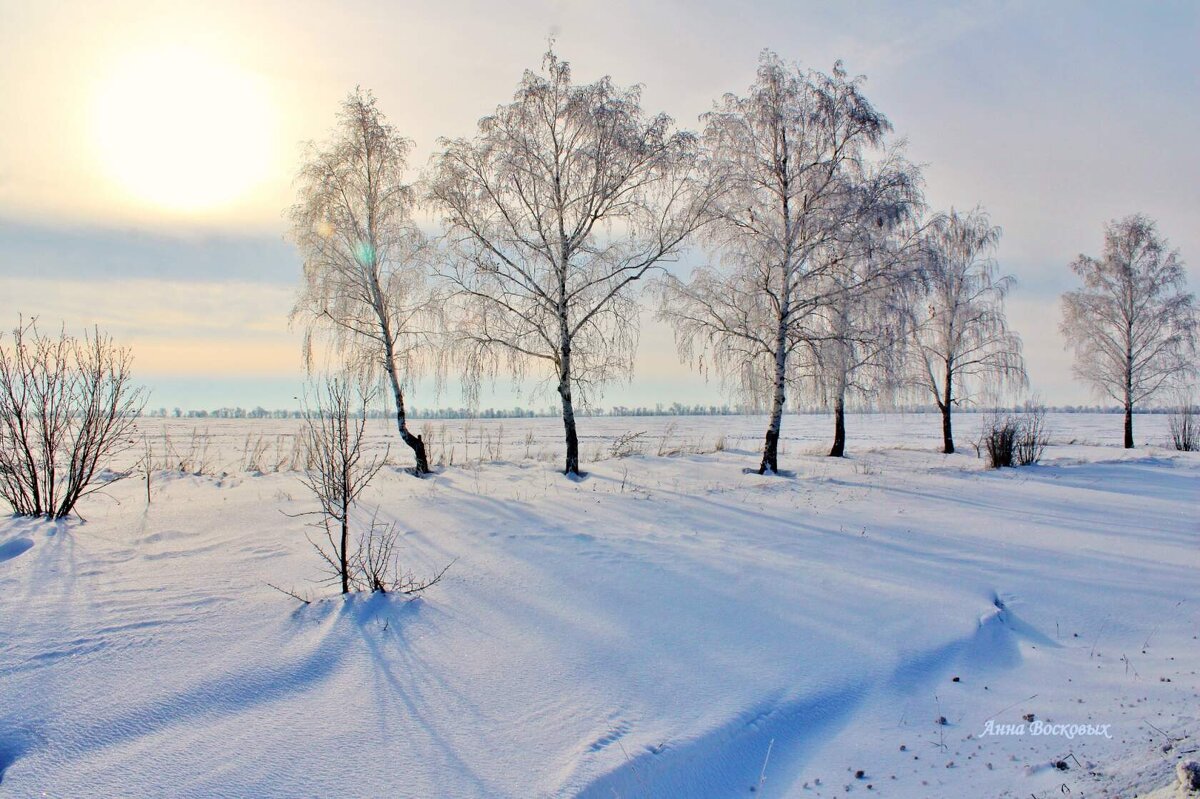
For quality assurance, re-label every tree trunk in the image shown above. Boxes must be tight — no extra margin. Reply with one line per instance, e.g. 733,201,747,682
829,394,846,457
1123,359,1134,449
941,404,954,455
339,488,350,594
558,346,580,476
941,363,955,454
340,515,350,595
383,352,429,474
759,347,787,474
395,407,429,474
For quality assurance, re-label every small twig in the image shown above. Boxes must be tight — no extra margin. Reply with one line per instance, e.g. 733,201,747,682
1143,600,1185,650
616,739,650,797
266,582,311,605
987,693,1038,723
401,558,457,595
1089,618,1109,658
758,737,774,789
1144,719,1181,743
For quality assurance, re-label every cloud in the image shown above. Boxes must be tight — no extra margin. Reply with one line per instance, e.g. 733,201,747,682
0,276,302,376
0,220,297,284
2,0,1196,406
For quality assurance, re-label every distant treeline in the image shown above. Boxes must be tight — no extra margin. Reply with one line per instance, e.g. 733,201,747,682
138,403,1186,420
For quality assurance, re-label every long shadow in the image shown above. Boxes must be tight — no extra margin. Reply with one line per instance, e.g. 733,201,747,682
576,682,868,798
39,598,353,759
888,603,1051,696
0,537,33,563
0,733,30,786
349,593,498,797
1027,458,1198,502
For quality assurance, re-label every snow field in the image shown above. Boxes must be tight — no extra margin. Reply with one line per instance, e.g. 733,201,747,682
0,413,1196,797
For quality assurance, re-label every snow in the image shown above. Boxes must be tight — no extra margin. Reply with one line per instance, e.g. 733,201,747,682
1,413,1197,798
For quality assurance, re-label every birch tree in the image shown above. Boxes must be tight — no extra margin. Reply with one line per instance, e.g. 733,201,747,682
907,207,1026,454
1061,214,1197,448
808,269,912,457
290,89,437,475
659,51,922,474
427,50,710,476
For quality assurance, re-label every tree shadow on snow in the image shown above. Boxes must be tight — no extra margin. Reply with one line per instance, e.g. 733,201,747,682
576,682,868,798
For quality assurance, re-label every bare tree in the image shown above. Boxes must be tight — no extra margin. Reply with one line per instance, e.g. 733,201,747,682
1060,214,1197,448
298,378,387,594
0,318,145,519
906,207,1027,454
290,89,438,475
659,51,922,473
426,50,711,476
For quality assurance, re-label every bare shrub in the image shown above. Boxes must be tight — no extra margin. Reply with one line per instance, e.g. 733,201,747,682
354,513,402,592
981,415,1019,468
1014,405,1049,465
243,434,271,473
353,511,454,596
298,379,387,594
657,422,680,457
610,431,648,459
160,428,214,475
0,319,145,518
481,424,503,461
242,433,308,473
981,407,1049,468
139,434,154,505
1169,402,1198,451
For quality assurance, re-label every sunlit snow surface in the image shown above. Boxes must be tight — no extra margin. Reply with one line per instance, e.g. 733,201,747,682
1,413,1196,798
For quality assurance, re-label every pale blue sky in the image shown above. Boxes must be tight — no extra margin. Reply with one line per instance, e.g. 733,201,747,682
0,0,1196,409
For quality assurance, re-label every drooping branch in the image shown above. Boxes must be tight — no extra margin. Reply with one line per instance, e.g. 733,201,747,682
290,89,442,474
427,49,716,474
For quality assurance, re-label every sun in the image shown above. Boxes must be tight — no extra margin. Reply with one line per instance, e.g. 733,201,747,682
90,45,277,214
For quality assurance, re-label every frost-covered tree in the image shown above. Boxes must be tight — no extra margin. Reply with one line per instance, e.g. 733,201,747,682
1061,214,1197,448
808,269,913,457
427,50,710,476
906,207,1026,454
659,51,922,474
290,89,437,475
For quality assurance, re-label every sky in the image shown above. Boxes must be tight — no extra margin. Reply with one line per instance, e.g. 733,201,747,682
0,0,1197,411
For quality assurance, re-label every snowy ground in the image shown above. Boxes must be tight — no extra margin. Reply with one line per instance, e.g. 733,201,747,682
1,413,1197,798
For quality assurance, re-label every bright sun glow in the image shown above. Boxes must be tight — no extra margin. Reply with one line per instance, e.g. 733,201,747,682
91,46,276,214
